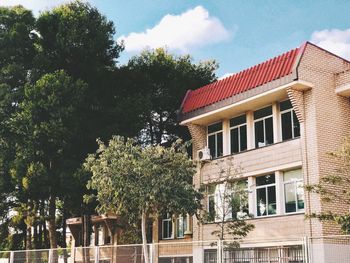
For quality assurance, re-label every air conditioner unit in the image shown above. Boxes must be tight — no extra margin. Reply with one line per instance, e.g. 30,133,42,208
197,147,211,161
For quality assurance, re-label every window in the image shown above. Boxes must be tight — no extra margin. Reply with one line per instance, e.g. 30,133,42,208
208,122,223,158
230,115,247,154
159,257,193,263
204,249,217,263
176,215,187,238
162,214,173,239
231,180,249,219
284,169,304,213
254,106,274,148
256,174,276,216
207,185,216,222
280,100,300,141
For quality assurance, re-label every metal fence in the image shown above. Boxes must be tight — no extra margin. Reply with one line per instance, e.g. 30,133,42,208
1,235,350,263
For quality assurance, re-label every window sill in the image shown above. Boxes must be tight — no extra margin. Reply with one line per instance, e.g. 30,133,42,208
250,211,305,220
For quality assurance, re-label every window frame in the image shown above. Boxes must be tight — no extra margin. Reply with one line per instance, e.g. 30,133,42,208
253,105,274,148
206,185,216,222
207,121,223,159
255,174,277,217
229,114,247,154
161,214,173,240
176,215,187,239
283,169,304,214
280,100,300,141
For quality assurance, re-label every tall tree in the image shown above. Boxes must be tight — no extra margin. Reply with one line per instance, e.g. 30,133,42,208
9,70,87,251
84,136,202,263
306,135,350,233
123,48,217,145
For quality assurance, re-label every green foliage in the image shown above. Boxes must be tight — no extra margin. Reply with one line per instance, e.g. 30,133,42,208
306,135,350,234
122,48,217,145
84,136,202,230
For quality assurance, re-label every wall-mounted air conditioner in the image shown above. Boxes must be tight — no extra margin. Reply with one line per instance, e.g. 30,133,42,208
197,147,211,161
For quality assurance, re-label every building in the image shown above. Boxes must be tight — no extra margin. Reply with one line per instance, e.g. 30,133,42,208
153,42,350,263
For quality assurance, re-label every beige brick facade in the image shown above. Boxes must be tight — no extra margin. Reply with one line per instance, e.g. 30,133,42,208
176,43,350,249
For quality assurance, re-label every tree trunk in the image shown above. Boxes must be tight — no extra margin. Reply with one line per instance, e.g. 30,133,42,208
48,195,58,263
26,201,33,263
141,212,150,263
62,211,68,263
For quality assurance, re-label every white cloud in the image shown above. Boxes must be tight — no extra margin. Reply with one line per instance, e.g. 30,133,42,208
219,72,234,80
0,0,72,15
311,28,350,60
119,6,231,53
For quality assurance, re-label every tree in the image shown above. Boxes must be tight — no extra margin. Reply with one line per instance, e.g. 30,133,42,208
203,158,254,248
123,48,217,145
306,135,350,234
9,70,87,253
84,136,202,263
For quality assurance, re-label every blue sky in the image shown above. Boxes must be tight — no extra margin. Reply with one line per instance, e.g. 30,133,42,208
2,0,350,78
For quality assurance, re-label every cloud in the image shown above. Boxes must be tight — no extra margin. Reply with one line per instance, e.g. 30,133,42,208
0,0,72,15
311,28,350,60
219,72,234,80
119,6,231,53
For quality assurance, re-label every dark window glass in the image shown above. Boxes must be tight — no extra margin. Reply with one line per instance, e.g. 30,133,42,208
282,111,293,140
162,219,172,239
240,125,247,151
255,120,264,148
285,183,296,213
280,100,293,111
208,134,215,157
230,115,246,127
208,195,215,222
208,122,222,133
217,132,223,157
256,174,275,186
256,188,267,216
267,186,276,215
293,111,300,138
204,250,217,263
230,128,239,153
265,117,274,145
254,106,272,120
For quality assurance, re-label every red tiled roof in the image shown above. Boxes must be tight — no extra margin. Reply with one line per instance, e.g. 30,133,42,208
181,44,305,114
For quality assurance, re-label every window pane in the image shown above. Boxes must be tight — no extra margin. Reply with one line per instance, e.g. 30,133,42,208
240,125,247,151
208,122,222,133
256,174,275,186
176,217,184,238
280,100,293,111
297,181,305,210
281,111,293,141
284,169,303,181
255,120,264,148
293,111,300,138
265,117,274,145
230,128,239,153
257,188,267,216
267,186,276,215
285,183,296,213
254,106,272,119
208,195,215,221
230,114,246,126
208,135,215,157
216,132,223,157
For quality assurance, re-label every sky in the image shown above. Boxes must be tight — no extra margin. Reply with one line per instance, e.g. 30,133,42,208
1,0,350,78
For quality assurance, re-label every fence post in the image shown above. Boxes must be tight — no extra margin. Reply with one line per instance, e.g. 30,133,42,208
303,236,310,263
95,246,99,263
149,243,154,263
9,251,14,263
217,240,222,263
48,249,52,263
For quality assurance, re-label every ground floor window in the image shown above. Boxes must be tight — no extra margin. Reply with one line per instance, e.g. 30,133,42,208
159,257,193,263
204,249,217,263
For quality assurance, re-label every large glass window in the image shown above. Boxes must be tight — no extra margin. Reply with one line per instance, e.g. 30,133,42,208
254,106,274,148
280,100,300,141
208,122,223,158
284,169,304,213
230,115,247,154
231,180,249,219
162,213,173,239
256,174,276,216
176,215,187,238
204,249,217,263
